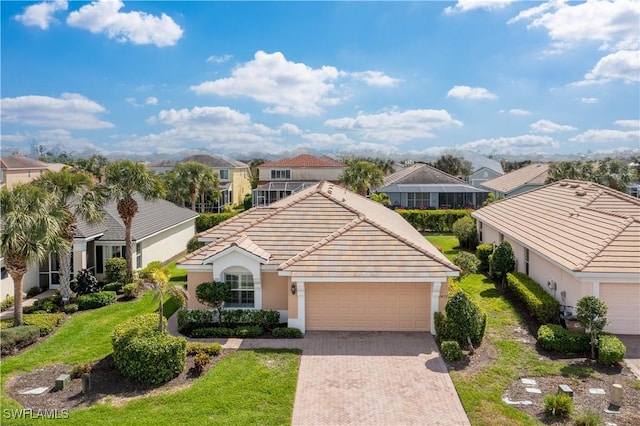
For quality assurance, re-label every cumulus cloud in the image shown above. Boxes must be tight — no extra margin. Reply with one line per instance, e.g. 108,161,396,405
447,85,497,100
145,96,158,106
460,135,558,154
67,0,183,47
444,0,514,15
509,0,640,51
324,109,462,144
615,119,640,128
207,54,233,64
350,71,401,87
280,123,302,135
570,128,640,144
14,0,68,30
579,97,599,104
1,93,113,129
501,108,531,115
573,50,640,85
530,119,576,133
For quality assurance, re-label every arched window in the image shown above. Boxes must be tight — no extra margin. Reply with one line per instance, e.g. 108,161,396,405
223,267,254,308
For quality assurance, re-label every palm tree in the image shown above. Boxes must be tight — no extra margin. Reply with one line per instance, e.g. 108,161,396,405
33,169,106,302
172,161,219,212
596,157,633,192
1,184,67,325
105,160,166,282
340,160,384,196
139,261,187,332
74,154,109,183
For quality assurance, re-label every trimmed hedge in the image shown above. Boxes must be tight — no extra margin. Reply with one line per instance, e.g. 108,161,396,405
440,340,463,361
22,312,65,336
598,335,626,365
186,342,223,356
396,209,471,232
63,303,79,314
506,272,560,324
177,310,217,334
112,314,165,346
272,327,303,338
177,309,281,335
234,325,264,338
475,244,493,272
434,311,450,344
191,327,234,338
196,212,240,233
0,325,40,355
77,291,117,311
102,282,124,294
537,324,590,354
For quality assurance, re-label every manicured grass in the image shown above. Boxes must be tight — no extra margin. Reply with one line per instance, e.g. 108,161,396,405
166,261,187,284
7,349,300,426
425,233,460,261
449,273,569,425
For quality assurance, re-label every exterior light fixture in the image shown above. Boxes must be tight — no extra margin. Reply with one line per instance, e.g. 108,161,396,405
290,283,296,295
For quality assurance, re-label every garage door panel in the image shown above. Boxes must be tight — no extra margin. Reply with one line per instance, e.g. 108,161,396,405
306,282,431,332
600,283,640,335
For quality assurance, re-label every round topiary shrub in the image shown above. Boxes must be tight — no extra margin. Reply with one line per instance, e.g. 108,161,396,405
440,340,463,361
598,335,626,365
271,327,303,338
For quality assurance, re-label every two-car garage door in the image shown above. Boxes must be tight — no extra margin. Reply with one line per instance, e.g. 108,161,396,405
306,282,431,332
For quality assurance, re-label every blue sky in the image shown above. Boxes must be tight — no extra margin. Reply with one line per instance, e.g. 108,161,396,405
1,0,639,159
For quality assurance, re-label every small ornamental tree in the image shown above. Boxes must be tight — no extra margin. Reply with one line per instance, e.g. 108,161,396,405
490,240,515,287
452,216,477,249
452,252,480,279
444,291,486,354
576,296,608,360
140,261,187,333
195,281,232,324
70,269,102,296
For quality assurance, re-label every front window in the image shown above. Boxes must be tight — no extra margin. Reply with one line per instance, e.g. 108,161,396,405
270,169,291,180
225,273,254,308
219,169,229,180
408,192,430,209
136,243,142,269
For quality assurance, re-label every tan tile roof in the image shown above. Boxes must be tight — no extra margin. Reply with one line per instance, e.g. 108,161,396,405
481,163,549,194
0,155,48,170
181,181,458,278
472,180,640,274
180,234,270,265
259,154,345,168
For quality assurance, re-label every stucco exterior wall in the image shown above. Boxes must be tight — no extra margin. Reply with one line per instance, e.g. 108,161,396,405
0,263,39,301
261,271,288,311
3,169,44,189
230,168,251,206
287,277,298,320
259,167,343,181
186,270,214,309
479,222,502,245
140,220,195,268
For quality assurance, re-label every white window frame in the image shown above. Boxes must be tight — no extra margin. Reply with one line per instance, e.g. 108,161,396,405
270,169,291,180
224,272,255,308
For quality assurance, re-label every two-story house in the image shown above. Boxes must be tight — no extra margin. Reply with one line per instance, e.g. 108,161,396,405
0,155,49,189
252,154,346,206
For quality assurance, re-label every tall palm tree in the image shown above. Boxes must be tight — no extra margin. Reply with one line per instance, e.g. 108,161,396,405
172,161,219,212
340,160,384,196
1,184,67,325
139,261,187,332
33,169,106,302
105,160,166,282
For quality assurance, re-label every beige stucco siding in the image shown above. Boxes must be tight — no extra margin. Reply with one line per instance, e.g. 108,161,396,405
230,168,251,206
3,169,45,189
480,222,502,246
600,283,640,335
306,282,431,331
287,277,298,320
259,167,343,182
261,271,288,311
141,220,195,268
186,271,214,309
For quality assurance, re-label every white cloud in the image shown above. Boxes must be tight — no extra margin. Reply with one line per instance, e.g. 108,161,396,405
615,119,640,128
207,54,233,64
444,0,514,15
1,93,113,129
14,0,68,30
145,96,158,106
530,119,576,133
280,123,302,135
1,129,100,153
510,0,640,51
460,135,558,154
579,97,599,104
66,0,183,47
191,51,342,116
0,132,30,143
573,50,640,85
324,109,462,144
350,71,401,87
501,108,531,115
300,132,354,148
570,128,640,144
447,85,497,100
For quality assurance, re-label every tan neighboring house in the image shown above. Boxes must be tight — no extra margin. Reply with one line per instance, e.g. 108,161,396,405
180,181,459,334
481,163,549,197
473,180,640,335
0,155,49,189
252,154,346,206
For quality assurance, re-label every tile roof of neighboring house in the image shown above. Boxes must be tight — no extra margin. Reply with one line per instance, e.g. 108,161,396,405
182,154,248,168
472,180,640,274
85,194,199,242
181,181,458,278
259,154,345,169
481,163,549,194
0,155,48,170
380,163,466,187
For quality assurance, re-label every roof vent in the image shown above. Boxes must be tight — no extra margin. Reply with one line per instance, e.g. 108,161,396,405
559,182,568,187
569,183,579,188
575,190,586,196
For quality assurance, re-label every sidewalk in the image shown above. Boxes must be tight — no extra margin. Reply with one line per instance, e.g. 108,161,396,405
0,289,57,320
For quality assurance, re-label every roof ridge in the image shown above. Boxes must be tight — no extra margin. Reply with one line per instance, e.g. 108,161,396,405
574,216,634,271
279,216,365,269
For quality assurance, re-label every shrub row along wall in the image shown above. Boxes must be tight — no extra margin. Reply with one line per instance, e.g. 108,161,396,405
196,212,240,233
537,325,626,364
506,272,560,324
177,309,280,335
396,209,471,233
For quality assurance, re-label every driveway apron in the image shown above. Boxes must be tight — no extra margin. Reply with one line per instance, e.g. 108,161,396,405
291,331,470,426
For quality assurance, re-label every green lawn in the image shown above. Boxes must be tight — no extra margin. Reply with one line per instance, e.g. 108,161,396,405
425,233,460,261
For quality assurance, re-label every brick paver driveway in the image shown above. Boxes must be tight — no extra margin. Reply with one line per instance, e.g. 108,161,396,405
291,331,470,426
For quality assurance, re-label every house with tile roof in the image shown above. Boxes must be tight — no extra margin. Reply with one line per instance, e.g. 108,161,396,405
147,154,251,211
252,154,346,206
473,180,640,335
2,195,199,298
481,163,549,197
375,163,489,209
468,166,503,189
0,155,49,189
179,181,459,333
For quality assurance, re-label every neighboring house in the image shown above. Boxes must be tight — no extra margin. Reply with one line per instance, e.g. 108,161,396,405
180,181,459,334
376,163,488,209
468,166,503,189
0,155,49,189
252,154,346,206
481,163,549,198
147,154,252,211
35,194,199,290
473,180,640,335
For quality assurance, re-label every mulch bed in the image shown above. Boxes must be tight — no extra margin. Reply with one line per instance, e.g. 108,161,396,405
6,350,233,411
